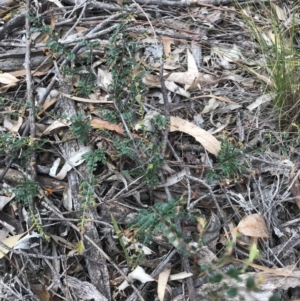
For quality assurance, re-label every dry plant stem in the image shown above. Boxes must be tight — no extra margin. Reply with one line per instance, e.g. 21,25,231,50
0,42,26,47
186,175,226,222
43,217,113,228
182,251,197,300
43,258,66,293
0,242,66,291
120,0,264,7
223,191,242,219
25,0,36,181
127,27,203,41
158,170,172,200
283,168,300,200
113,97,144,164
0,242,66,301
39,195,146,301
87,12,127,37
0,156,13,182
166,140,193,208
103,185,148,203
159,60,170,158
62,2,87,40
174,217,197,301
64,24,119,44
7,248,78,260
186,176,191,208
0,280,24,300
131,0,157,43
270,233,300,258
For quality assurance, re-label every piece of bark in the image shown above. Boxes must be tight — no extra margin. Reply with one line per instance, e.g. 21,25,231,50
98,201,136,225
0,14,25,40
65,275,108,301
58,78,111,300
0,168,66,191
0,49,52,72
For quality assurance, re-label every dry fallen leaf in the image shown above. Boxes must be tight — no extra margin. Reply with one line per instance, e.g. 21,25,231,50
30,283,50,301
118,266,155,291
14,231,42,250
42,119,69,136
38,97,58,116
169,116,220,155
97,67,112,90
48,0,63,7
291,180,300,209
158,264,171,301
201,98,219,114
192,94,236,104
271,3,286,21
161,37,173,65
187,48,198,73
166,71,216,88
10,69,47,77
237,214,269,238
0,82,17,93
143,73,191,98
246,93,273,111
165,81,190,98
63,183,73,212
0,73,19,84
91,119,125,135
3,116,23,133
0,232,26,258
169,271,193,281
49,146,91,180
60,92,113,104
91,119,143,139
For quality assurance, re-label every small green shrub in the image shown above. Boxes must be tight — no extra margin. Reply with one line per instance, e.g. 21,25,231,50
206,137,246,184
13,180,49,240
94,23,164,187
77,150,105,235
68,111,92,143
129,199,280,300
14,179,39,207
0,133,47,160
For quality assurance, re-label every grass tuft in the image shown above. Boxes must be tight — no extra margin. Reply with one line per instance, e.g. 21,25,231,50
240,2,300,128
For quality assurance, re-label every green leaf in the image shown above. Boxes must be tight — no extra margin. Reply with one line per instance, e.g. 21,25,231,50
184,238,191,244
168,236,177,244
76,240,85,254
246,276,256,290
176,230,183,238
209,273,223,284
226,268,241,281
170,225,177,232
249,243,260,262
111,214,130,266
176,242,184,251
163,229,171,237
226,287,237,297
268,294,280,301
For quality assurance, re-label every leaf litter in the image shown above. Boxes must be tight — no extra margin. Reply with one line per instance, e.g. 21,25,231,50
0,1,300,301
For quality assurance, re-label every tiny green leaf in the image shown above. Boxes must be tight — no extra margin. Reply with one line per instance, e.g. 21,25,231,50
209,274,223,284
226,287,237,297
